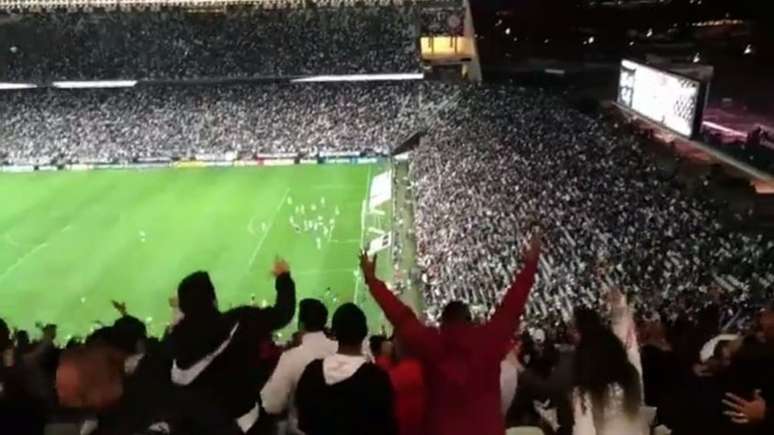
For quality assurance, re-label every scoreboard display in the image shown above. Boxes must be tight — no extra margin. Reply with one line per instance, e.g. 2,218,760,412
618,59,706,138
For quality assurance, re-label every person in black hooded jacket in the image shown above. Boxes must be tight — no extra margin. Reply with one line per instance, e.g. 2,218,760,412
295,303,396,435
166,257,296,434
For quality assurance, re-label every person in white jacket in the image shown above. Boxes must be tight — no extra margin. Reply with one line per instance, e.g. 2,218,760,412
261,299,338,434
571,288,643,435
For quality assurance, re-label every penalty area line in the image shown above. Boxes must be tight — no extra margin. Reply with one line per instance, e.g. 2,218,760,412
246,188,290,269
0,224,71,284
0,241,49,283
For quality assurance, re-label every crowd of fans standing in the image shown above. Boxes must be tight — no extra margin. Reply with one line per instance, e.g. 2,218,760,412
410,85,774,329
0,82,424,163
0,3,773,433
0,5,418,81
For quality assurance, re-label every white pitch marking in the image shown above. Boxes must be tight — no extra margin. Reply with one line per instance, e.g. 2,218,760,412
0,224,71,283
353,166,373,305
0,241,48,283
246,188,291,269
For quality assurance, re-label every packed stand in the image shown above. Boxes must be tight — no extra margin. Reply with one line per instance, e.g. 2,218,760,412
0,6,418,81
410,84,774,327
1,81,774,435
0,82,425,164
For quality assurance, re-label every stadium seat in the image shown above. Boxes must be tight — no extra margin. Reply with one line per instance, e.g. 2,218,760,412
506,427,545,435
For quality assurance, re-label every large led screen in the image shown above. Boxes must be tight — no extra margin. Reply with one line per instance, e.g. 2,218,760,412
618,59,703,137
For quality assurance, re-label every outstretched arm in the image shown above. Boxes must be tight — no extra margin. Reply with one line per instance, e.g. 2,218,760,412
607,288,642,378
360,251,442,362
266,257,296,331
484,234,541,344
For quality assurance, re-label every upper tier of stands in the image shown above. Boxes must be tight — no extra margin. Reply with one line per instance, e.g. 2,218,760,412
0,3,420,81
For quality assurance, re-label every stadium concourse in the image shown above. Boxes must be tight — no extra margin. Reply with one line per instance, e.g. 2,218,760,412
1,3,774,435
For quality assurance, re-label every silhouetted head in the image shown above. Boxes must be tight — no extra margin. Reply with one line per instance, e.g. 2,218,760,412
177,271,217,317
299,298,328,332
332,303,368,347
111,316,147,354
0,317,9,351
569,307,605,345
15,329,30,351
441,300,471,327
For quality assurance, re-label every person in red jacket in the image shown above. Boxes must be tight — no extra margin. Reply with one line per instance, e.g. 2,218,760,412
378,336,427,435
359,233,541,435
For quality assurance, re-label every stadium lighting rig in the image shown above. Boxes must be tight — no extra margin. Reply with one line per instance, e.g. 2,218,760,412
291,73,424,83
51,80,138,89
0,83,37,90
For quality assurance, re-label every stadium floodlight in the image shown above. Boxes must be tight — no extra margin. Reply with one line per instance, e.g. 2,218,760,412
0,83,37,90
52,80,138,89
291,73,424,83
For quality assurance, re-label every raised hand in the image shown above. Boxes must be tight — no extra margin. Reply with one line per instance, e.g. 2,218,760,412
271,256,290,277
523,230,542,264
605,287,624,307
359,250,378,283
111,300,128,316
722,390,767,424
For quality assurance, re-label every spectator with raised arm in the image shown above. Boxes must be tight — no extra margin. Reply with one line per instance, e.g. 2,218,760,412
571,295,643,435
167,257,296,434
359,233,541,435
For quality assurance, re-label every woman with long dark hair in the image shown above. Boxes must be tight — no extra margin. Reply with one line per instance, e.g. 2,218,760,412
571,299,643,435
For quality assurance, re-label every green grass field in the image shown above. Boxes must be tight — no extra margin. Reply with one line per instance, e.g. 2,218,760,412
0,164,388,341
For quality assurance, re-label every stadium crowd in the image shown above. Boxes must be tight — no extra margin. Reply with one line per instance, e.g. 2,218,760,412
0,5,418,81
1,239,773,435
0,82,423,163
0,60,773,435
411,85,774,329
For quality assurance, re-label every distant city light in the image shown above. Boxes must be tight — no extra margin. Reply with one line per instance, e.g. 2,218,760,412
692,19,745,27
692,53,701,63
505,27,511,35
544,38,550,44
588,36,595,44
629,41,635,46
744,44,753,55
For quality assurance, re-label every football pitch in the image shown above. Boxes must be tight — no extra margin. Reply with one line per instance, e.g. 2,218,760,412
0,164,389,341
